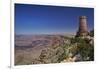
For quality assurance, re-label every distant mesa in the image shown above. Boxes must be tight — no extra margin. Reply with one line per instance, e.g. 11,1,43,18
76,16,89,38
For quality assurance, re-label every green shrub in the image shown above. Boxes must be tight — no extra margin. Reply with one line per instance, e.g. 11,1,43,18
77,38,94,61
70,37,94,61
90,30,94,37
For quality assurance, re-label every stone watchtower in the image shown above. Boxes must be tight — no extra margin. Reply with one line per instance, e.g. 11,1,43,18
76,16,89,37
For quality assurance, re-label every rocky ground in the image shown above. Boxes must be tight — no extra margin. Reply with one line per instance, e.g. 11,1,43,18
15,35,94,65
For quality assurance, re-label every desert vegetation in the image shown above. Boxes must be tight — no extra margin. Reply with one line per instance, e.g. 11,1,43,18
15,34,94,65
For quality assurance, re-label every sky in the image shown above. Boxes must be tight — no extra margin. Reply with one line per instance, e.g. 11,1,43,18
15,4,94,35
